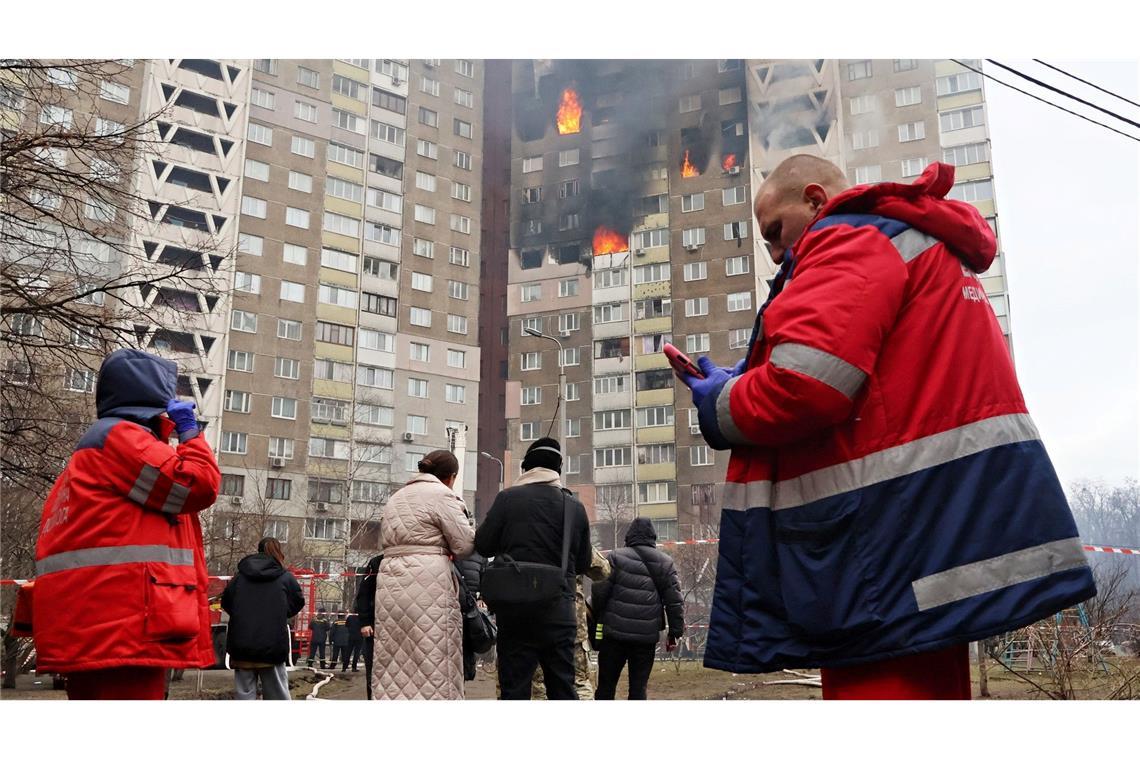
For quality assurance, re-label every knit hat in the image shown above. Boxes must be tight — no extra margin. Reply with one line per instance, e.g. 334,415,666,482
522,437,562,473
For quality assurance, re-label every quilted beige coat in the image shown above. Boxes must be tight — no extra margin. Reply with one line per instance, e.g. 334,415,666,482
372,473,475,700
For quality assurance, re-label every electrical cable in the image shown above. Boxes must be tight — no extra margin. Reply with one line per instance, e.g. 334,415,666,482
1032,59,1140,110
984,59,1140,129
949,60,1140,144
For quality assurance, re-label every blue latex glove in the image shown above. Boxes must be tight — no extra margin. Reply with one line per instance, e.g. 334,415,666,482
166,399,198,436
681,356,732,408
731,357,747,377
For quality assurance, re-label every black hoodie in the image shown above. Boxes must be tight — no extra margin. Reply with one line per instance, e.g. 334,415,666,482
221,553,305,664
600,518,685,644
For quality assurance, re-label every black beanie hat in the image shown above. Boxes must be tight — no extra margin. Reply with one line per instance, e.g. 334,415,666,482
522,437,562,473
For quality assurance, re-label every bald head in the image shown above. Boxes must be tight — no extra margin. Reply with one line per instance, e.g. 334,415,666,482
753,154,851,264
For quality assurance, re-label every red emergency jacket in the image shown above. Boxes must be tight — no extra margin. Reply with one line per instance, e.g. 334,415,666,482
32,349,220,673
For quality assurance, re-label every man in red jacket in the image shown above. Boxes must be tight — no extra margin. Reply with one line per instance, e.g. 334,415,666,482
33,348,221,699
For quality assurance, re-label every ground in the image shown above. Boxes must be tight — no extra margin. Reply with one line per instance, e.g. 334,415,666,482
4,656,1138,700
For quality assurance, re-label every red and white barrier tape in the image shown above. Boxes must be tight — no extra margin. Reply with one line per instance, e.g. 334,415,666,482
3,542,1137,586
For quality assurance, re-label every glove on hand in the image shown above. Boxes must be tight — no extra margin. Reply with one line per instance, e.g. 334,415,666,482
681,356,732,408
166,399,198,435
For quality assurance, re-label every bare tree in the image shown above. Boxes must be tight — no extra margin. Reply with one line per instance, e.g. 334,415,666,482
594,483,636,551
668,530,718,666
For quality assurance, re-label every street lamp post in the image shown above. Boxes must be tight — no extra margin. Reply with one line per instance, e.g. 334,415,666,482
479,451,504,493
523,326,566,449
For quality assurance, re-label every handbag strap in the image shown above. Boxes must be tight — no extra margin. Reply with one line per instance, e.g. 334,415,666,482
559,489,573,589
630,545,670,611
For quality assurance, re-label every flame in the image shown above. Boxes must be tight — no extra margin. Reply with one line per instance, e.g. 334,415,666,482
556,87,582,135
592,226,629,255
681,150,699,178
722,153,738,172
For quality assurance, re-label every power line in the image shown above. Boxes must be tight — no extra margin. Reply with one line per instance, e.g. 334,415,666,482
950,60,1140,144
1032,59,1140,110
985,59,1140,129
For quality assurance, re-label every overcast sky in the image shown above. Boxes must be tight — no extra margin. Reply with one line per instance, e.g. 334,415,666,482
984,61,1139,487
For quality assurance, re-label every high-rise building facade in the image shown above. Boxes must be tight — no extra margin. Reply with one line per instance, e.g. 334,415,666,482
501,59,1011,547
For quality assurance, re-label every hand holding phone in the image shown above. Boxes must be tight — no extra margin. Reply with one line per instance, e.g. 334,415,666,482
664,343,704,380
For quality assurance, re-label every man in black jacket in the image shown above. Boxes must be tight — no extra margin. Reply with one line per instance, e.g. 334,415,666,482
329,613,349,671
343,612,363,672
475,437,592,700
307,608,330,669
595,517,684,700
354,554,383,698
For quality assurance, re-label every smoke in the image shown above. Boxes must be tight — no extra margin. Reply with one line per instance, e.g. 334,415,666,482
751,91,834,153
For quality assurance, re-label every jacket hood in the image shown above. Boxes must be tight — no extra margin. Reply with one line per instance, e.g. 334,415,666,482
96,348,177,420
813,162,997,273
513,467,563,489
237,553,286,582
624,517,658,548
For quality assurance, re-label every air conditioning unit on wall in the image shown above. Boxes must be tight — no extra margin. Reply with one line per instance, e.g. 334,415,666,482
230,495,244,506
269,457,285,469
684,244,701,252
314,502,328,513
402,432,415,442
726,166,741,176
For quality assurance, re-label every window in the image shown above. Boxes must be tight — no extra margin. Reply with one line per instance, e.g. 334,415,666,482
521,352,541,371
443,280,468,301
520,422,539,442
253,59,277,74
854,165,882,184
247,122,272,146
849,95,875,115
362,293,398,316
417,139,438,159
418,106,438,128
522,156,543,173
353,480,388,504
727,291,753,312
947,179,995,203
325,176,363,203
319,248,357,273
558,149,579,167
356,401,394,427
847,129,877,151
638,481,676,504
594,302,626,324
447,314,469,334
594,337,630,360
686,333,710,353
633,228,668,250
323,212,359,237
244,159,269,182
594,375,627,395
682,261,707,282
415,172,438,193
900,157,929,178
221,432,248,455
447,348,467,369
319,283,358,308
682,228,706,247
634,263,670,285
409,306,432,327
895,86,922,107
263,479,291,501
241,196,267,218
718,86,743,105
356,365,394,389
272,397,297,420
729,327,750,349
85,198,115,223
847,60,872,80
455,60,475,78
411,272,433,292
95,117,122,136
285,207,310,228
559,279,579,297
898,121,926,142
450,214,472,234
595,447,632,469
277,318,302,341
294,100,318,122
287,171,312,193
450,247,470,267
316,321,354,346
291,135,316,158
359,328,394,352
275,357,301,380
280,281,305,302
642,330,672,354
452,181,472,202
722,185,748,206
98,81,130,105
454,119,473,139
686,297,709,317
679,94,701,113
363,257,398,280
594,268,628,289
366,222,400,245
561,347,580,366
231,310,257,333
937,71,983,96
521,386,543,406
940,106,985,132
227,350,254,372
234,272,261,294
455,88,474,108
268,437,294,460
408,378,429,398
445,384,466,404
406,415,428,435
594,409,632,431
70,327,97,348
894,59,919,72
681,192,705,213
63,368,95,393
47,68,78,89
559,313,581,333
520,284,542,303
220,474,245,497
559,179,579,198
328,142,365,168
414,205,436,225
943,142,990,167
371,120,406,146
368,187,403,213
297,66,319,88
373,88,407,115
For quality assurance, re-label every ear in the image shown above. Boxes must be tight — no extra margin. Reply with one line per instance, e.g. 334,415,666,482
803,183,829,211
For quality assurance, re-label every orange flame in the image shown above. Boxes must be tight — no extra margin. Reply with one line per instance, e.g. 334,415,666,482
681,150,699,178
592,226,629,255
557,87,582,135
722,153,738,172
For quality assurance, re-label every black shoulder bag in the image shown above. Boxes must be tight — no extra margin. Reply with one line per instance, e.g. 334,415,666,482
480,491,573,613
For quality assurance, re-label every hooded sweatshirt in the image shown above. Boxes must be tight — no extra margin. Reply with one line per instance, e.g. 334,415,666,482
221,553,305,665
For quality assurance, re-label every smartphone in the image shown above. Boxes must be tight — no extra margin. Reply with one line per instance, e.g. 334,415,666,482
663,343,704,379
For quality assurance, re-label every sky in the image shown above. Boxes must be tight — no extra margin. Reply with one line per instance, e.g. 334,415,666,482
983,61,1139,487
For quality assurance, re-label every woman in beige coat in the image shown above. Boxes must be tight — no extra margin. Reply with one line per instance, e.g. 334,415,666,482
372,449,475,699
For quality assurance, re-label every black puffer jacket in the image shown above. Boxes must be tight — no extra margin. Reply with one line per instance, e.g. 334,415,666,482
454,552,486,597
600,518,684,644
221,553,305,664
353,554,383,630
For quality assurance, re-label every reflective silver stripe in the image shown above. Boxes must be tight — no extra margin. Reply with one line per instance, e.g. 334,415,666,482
774,414,1041,510
127,464,161,506
162,482,191,514
35,545,195,577
721,480,773,511
769,343,866,399
715,375,751,445
890,228,940,263
912,537,1088,611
